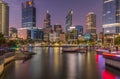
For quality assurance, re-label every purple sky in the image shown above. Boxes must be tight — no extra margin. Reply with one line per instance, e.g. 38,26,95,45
5,0,102,33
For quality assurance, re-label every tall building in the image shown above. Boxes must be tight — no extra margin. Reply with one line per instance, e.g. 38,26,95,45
43,11,52,41
44,10,51,28
22,0,36,28
0,0,9,36
103,0,120,34
103,0,120,44
86,12,96,40
65,10,73,32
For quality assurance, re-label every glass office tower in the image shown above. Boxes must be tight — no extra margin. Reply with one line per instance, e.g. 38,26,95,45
65,10,73,32
103,0,120,44
103,0,120,34
22,0,36,28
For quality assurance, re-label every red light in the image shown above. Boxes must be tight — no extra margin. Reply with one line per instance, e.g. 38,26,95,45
102,53,116,57
96,54,99,63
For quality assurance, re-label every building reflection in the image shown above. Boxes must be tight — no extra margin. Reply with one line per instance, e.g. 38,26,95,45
53,47,61,75
66,54,77,79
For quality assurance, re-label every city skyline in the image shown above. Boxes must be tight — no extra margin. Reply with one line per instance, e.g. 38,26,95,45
5,0,102,33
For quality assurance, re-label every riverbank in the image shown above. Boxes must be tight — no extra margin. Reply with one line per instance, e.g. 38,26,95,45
0,50,36,76
15,51,35,60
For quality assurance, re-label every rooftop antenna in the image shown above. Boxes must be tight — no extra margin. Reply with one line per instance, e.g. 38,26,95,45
47,10,49,13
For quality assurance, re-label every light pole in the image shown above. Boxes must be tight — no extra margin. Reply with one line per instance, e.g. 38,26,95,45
113,34,115,46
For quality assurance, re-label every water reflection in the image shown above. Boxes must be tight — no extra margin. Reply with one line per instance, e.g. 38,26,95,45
66,54,77,79
102,70,116,79
0,47,120,79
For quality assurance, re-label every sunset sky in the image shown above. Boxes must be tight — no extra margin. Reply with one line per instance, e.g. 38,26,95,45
5,0,102,33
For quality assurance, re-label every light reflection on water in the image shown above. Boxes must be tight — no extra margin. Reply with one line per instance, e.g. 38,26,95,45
0,47,120,79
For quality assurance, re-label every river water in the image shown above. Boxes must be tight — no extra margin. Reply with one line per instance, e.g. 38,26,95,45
0,47,120,79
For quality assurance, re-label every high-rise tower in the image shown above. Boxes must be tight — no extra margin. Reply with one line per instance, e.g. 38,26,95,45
86,12,96,40
44,10,51,28
65,10,73,32
43,11,52,41
103,0,120,34
103,0,120,44
0,0,9,36
22,0,36,28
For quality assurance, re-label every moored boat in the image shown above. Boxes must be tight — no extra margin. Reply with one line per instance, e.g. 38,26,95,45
62,47,79,53
96,49,109,54
103,53,120,69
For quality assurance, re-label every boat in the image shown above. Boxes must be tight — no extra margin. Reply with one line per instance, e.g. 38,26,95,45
96,49,109,54
62,46,79,53
103,53,120,69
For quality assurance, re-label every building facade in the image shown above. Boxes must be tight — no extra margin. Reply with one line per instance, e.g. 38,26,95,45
31,28,44,40
49,32,59,42
22,0,36,28
43,11,52,41
18,28,31,40
75,25,83,35
65,10,73,32
86,12,97,41
9,27,17,40
67,27,78,44
103,0,120,34
0,0,9,36
59,33,66,43
103,0,120,45
43,10,51,28
54,24,62,34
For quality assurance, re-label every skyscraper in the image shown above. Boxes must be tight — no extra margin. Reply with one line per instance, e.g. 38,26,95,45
103,0,120,34
0,0,9,36
44,10,51,28
103,0,120,44
65,10,73,32
43,11,52,41
22,0,36,28
86,12,96,40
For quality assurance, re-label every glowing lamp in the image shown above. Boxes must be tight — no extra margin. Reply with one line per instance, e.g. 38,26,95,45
28,1,32,5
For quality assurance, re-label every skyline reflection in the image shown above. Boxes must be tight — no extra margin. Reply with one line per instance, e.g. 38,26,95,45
0,47,120,79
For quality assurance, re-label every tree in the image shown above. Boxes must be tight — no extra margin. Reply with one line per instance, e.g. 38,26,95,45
0,33,6,46
7,40,18,47
114,36,120,45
